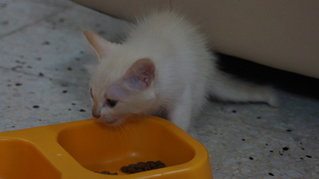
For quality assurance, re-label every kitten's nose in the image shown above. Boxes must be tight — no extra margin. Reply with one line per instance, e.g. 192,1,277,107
92,108,101,118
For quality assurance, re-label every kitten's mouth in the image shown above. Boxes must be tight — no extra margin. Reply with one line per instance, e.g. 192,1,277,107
97,117,123,126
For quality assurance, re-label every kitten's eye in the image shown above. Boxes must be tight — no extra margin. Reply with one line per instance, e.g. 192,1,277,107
106,98,118,108
89,88,93,98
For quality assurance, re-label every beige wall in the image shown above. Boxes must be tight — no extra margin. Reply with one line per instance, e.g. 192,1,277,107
73,0,319,78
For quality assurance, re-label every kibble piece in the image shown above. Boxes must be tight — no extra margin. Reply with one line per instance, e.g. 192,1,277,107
120,166,128,173
137,162,146,168
155,161,165,168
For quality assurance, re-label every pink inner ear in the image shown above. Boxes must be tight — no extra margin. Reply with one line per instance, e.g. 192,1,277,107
105,58,155,100
124,58,155,90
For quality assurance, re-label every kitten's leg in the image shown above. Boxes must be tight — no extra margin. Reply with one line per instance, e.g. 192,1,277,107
210,70,278,106
169,88,192,131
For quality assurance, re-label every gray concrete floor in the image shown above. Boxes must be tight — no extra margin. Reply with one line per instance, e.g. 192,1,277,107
0,0,318,178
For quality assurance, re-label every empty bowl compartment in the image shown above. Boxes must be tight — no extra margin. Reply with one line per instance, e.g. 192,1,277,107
0,138,61,179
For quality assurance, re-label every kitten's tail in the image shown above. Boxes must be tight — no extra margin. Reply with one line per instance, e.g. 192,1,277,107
208,70,278,106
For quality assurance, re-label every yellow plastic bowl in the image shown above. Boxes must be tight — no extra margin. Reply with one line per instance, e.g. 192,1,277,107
0,116,213,179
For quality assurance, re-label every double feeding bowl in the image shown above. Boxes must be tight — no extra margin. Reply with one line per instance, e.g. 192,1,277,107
0,116,213,179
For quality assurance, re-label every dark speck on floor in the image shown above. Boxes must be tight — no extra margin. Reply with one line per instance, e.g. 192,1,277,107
0,3,7,8
42,41,50,45
282,147,289,151
33,105,39,109
249,156,254,160
1,20,9,25
15,60,26,65
59,18,65,22
268,172,274,176
306,155,312,158
15,83,22,86
79,109,86,112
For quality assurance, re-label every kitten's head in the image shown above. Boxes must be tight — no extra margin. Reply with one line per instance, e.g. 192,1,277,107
83,30,156,125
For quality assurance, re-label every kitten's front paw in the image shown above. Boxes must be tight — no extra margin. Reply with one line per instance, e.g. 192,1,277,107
268,96,279,107
266,88,279,107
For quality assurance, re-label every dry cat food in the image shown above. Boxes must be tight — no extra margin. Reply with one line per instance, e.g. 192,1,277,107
121,161,166,174
96,170,118,175
97,161,166,175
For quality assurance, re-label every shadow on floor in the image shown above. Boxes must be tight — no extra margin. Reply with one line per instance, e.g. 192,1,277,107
216,52,319,100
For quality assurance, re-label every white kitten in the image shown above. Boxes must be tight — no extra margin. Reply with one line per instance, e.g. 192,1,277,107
83,11,277,131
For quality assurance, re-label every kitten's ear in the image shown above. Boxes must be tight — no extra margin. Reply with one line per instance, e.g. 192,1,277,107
82,30,116,60
106,58,155,100
123,58,155,90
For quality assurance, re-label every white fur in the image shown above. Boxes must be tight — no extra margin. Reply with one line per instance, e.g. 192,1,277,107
86,11,276,131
